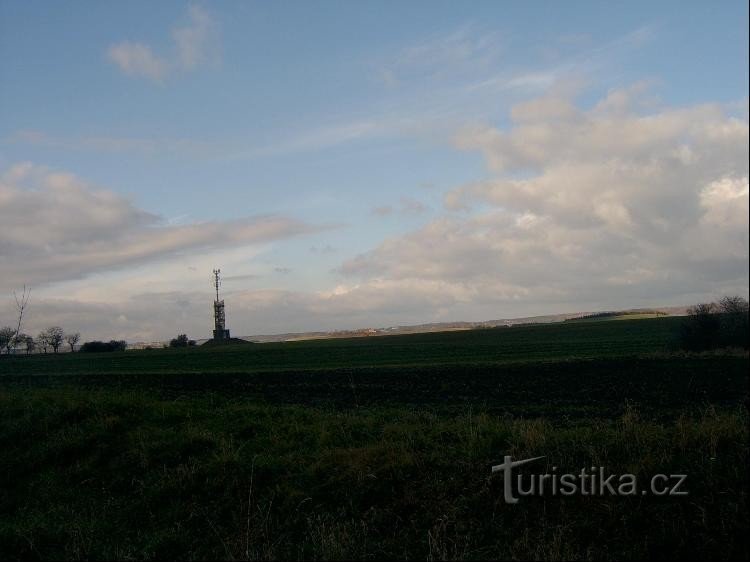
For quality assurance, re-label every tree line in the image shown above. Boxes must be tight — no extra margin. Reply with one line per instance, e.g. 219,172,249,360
678,295,749,351
0,325,199,355
0,326,132,355
2,288,207,355
0,326,81,355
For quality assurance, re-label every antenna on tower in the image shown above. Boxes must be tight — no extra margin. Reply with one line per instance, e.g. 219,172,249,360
211,268,230,341
213,268,221,301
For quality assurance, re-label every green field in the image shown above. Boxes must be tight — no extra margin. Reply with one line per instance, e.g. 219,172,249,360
1,317,748,560
564,312,669,322
0,315,688,376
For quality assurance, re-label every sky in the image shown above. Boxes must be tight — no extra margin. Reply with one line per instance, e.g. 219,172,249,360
0,1,748,342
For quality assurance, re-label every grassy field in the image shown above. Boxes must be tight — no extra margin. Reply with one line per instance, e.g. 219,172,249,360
1,317,748,560
564,312,668,322
0,316,687,376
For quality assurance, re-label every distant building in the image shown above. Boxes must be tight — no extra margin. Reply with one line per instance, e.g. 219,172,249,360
127,341,167,350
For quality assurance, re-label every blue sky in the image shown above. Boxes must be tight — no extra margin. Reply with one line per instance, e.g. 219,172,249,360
0,1,748,341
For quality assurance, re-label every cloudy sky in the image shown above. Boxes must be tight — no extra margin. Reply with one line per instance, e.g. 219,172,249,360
1,1,748,342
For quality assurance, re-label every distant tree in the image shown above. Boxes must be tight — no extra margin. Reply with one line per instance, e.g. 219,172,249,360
111,339,128,352
719,295,749,314
677,297,749,351
80,340,127,353
65,332,81,352
45,326,64,353
36,331,50,354
717,296,749,349
170,334,190,348
12,285,31,353
0,326,15,355
80,340,105,353
679,303,720,351
17,333,35,355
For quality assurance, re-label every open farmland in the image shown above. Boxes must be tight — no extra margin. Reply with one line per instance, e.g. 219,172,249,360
0,315,688,376
1,316,748,560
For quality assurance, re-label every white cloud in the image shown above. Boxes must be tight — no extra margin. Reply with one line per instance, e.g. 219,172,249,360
106,5,218,81
342,87,749,315
172,5,218,70
371,197,429,218
0,163,324,292
106,41,168,81
378,24,505,87
700,177,749,228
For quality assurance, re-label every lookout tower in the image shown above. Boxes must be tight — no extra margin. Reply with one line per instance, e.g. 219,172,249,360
212,268,231,340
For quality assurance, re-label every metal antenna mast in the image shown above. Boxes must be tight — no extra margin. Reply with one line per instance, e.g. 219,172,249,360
211,268,230,340
213,268,221,301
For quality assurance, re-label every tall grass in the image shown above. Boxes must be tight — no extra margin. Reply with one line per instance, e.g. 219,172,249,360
1,388,747,560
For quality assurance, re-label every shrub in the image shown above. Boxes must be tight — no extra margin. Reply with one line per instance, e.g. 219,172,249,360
79,340,128,353
717,296,749,349
169,334,196,348
678,296,749,351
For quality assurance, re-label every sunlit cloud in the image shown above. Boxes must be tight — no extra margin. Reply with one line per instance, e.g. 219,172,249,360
0,163,327,292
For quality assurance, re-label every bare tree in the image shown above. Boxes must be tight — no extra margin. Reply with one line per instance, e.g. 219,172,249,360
679,297,750,351
12,285,31,354
719,295,749,315
0,327,15,355
17,333,35,355
37,331,50,354
45,326,64,353
679,303,720,351
65,332,80,352
718,295,749,349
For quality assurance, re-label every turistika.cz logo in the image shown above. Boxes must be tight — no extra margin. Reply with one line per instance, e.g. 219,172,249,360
491,456,688,504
